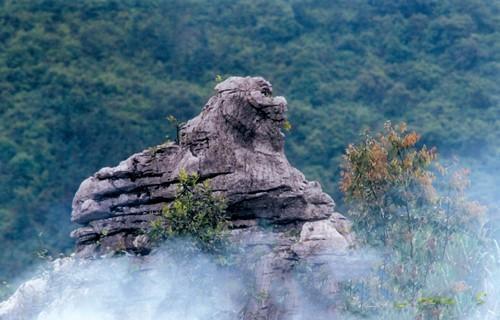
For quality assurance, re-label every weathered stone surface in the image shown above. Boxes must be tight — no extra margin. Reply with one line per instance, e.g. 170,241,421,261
1,77,354,320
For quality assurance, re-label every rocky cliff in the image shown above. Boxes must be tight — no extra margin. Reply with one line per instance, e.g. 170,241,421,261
1,76,354,320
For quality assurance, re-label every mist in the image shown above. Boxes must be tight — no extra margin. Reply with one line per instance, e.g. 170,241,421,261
1,217,499,320
1,241,246,320
1,238,387,320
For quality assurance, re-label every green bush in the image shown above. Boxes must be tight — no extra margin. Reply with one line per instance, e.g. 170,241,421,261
150,170,228,254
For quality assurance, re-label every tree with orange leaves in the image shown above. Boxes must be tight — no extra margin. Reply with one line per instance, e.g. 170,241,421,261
339,122,490,319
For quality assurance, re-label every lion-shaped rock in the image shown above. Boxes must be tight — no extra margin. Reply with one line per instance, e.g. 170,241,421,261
1,77,355,320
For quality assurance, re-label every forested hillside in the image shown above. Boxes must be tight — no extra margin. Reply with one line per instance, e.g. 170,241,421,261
0,0,499,279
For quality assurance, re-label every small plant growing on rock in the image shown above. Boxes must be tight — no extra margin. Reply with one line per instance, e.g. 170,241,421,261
166,115,185,145
150,169,228,254
215,74,224,83
282,120,292,132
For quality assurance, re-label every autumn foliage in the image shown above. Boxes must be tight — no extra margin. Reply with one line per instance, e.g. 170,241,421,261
339,122,490,319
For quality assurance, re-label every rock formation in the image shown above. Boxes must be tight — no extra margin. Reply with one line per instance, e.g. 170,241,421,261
70,76,354,319
1,76,355,320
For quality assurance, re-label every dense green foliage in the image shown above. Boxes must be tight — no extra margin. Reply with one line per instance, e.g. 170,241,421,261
149,170,228,253
0,0,498,279
339,123,493,319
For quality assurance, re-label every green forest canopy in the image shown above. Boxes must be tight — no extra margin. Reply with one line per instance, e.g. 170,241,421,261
0,0,499,279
